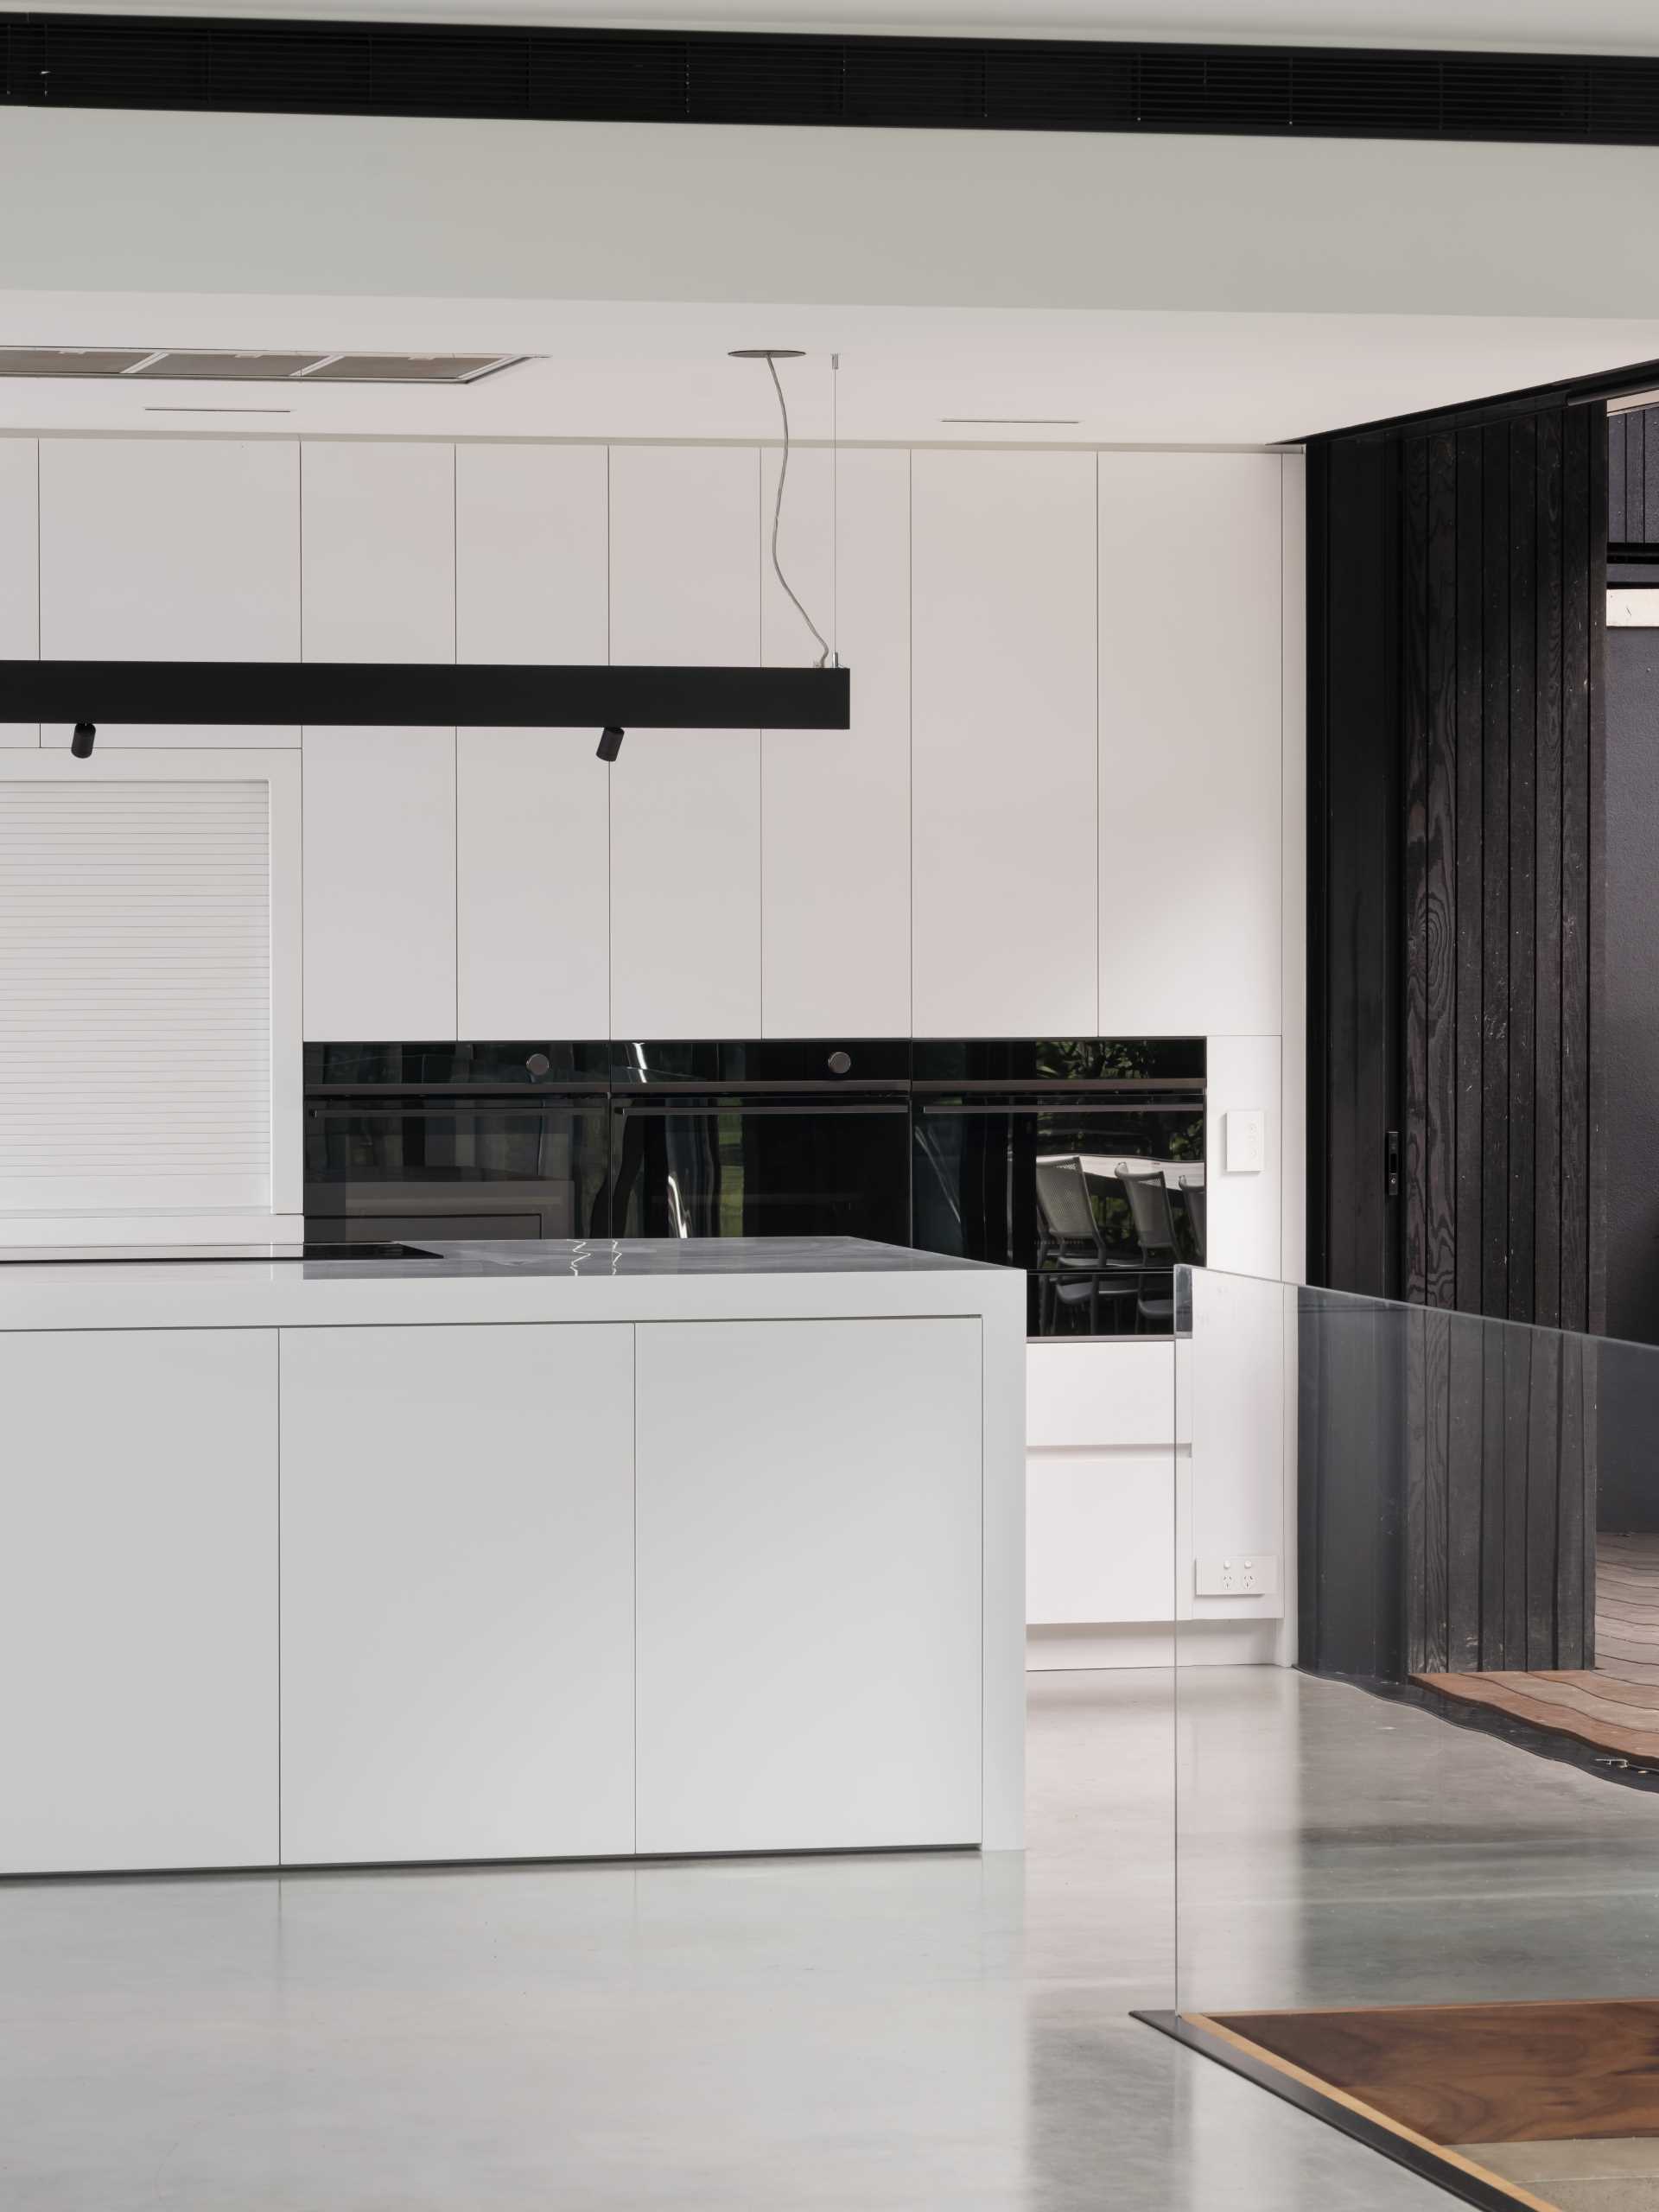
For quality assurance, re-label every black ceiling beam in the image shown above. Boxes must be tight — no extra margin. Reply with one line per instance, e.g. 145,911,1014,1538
0,662,850,728
8,11,1659,147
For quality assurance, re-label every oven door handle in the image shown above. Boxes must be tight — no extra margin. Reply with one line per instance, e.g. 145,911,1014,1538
306,1102,601,1119
917,1103,1202,1117
613,1103,912,1119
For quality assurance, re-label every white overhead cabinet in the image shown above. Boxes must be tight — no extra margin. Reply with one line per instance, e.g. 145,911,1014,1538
458,732,609,1039
37,436,300,747
761,447,911,1037
0,438,37,743
455,442,609,665
455,444,611,1040
0,1329,277,1874
302,726,457,1039
608,446,762,1038
911,449,1098,1036
278,1323,636,1865
1098,452,1283,1037
301,441,454,662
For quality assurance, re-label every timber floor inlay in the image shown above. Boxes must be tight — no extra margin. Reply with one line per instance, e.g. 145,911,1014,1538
1186,2000,1659,2211
1416,1535,1659,1762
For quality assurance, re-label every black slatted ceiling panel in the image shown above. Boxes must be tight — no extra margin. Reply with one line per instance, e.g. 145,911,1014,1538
8,12,1659,141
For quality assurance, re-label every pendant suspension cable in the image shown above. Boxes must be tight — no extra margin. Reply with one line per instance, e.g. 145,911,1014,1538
831,350,840,670
755,351,831,671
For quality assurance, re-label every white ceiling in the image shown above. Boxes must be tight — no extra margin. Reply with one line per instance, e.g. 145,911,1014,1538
37,0,1659,52
3,295,1659,447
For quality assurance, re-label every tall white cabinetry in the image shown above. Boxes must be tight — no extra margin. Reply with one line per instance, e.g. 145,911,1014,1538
302,725,457,1039
911,449,1098,1036
455,443,611,1040
278,1323,636,1864
299,443,459,1039
607,445,761,1038
0,1329,277,1874
37,437,300,747
761,447,911,1036
1097,452,1283,1037
0,439,37,743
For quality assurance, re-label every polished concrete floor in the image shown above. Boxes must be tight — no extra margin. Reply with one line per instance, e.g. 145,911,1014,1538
5,1669,1659,2209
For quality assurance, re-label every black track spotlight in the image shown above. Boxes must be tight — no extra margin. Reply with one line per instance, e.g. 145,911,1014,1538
597,726,624,762
70,721,96,759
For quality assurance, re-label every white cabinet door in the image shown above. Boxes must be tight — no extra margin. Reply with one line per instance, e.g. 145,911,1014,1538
458,731,609,1039
38,436,300,747
454,446,611,1038
609,446,760,1037
911,450,1097,1035
635,1318,982,1854
302,442,454,662
456,442,608,664
279,1323,635,1864
0,1329,277,1873
302,727,457,1039
1098,452,1283,1036
0,437,37,743
761,447,910,1036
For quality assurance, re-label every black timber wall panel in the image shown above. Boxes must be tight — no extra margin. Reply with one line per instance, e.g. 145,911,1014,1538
1305,398,1606,1678
1608,406,1659,543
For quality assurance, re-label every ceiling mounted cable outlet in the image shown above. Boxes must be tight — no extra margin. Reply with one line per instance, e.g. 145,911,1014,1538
0,348,532,385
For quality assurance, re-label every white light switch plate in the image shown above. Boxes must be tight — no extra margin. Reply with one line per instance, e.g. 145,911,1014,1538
1224,1108,1267,1173
1195,1554,1279,1599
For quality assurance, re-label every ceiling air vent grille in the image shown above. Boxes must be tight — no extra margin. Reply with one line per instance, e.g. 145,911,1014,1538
0,348,528,384
7,14,1659,143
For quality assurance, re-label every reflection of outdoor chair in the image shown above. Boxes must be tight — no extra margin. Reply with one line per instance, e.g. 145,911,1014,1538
1033,1155,1139,1336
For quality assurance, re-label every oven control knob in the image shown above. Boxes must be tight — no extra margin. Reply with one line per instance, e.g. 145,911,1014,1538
828,1050,852,1075
525,1052,552,1079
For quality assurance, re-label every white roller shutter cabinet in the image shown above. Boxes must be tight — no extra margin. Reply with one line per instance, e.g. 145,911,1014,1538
0,780,273,1211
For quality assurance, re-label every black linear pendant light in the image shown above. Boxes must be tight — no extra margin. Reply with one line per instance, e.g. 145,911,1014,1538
10,349,848,756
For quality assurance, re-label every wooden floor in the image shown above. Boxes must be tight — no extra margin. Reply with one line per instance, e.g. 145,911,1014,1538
1204,1999,1659,2145
1191,2000,1659,2212
1417,1534,1659,1761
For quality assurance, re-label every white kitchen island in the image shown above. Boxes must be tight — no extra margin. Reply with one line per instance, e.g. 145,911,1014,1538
0,1237,1025,1877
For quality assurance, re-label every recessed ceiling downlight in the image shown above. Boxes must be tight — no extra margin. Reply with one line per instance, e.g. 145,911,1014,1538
0,348,532,385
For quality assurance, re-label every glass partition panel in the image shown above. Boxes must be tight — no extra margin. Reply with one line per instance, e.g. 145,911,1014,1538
1166,1268,1659,2209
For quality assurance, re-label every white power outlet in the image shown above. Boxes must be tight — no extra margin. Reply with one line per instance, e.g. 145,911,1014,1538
1195,1553,1280,1599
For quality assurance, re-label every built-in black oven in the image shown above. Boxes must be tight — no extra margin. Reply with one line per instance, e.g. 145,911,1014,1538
303,1042,611,1244
606,1040,912,1243
909,1039,1206,1337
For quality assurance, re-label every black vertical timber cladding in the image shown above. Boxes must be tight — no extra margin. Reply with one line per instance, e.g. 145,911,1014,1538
1308,434,1400,1300
1481,425,1513,1321
1535,410,1566,1334
1306,396,1606,1677
1508,416,1539,1325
